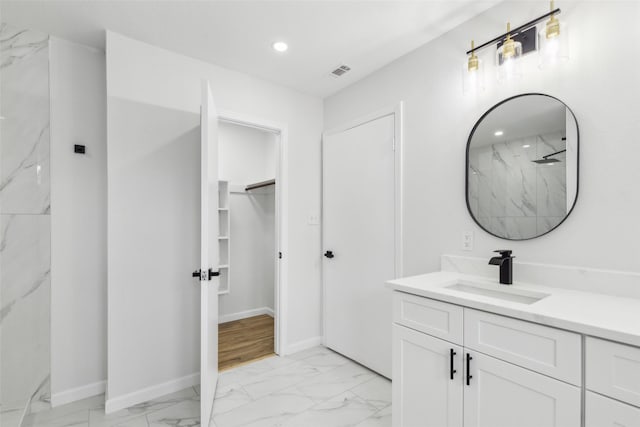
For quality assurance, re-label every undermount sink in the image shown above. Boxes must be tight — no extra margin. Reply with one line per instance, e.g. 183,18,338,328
445,280,549,305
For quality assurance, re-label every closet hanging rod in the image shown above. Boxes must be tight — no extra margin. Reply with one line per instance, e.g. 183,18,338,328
245,178,276,191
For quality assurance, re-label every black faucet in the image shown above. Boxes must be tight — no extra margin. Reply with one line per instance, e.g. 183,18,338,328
489,250,515,285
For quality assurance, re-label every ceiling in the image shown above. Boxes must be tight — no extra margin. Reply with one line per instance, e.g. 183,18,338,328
1,1,500,98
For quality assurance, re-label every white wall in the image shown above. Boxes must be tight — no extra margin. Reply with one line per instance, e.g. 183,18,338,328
219,122,276,184
106,31,322,409
49,38,108,405
218,122,276,322
220,191,276,321
324,1,640,279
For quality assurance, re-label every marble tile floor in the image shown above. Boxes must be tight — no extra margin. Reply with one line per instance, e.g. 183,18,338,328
21,346,391,427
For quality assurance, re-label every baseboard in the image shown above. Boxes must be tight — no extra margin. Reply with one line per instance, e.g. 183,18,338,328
51,380,106,408
105,373,199,414
218,307,274,324
282,336,323,356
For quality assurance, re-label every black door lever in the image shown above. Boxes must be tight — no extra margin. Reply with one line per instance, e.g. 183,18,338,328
208,268,220,280
192,269,202,278
324,251,334,259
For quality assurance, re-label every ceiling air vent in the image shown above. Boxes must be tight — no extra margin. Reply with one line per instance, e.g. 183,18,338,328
330,64,351,78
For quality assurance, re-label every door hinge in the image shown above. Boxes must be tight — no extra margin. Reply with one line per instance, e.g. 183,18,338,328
279,252,282,259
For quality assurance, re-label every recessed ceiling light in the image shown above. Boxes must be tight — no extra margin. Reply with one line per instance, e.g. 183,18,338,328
494,130,504,137
522,144,531,148
272,41,288,53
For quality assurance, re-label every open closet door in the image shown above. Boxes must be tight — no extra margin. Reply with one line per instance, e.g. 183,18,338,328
200,80,220,426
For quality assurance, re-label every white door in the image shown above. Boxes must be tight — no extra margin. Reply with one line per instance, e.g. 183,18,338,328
393,325,463,427
199,80,220,426
464,351,581,427
323,114,396,377
586,391,640,427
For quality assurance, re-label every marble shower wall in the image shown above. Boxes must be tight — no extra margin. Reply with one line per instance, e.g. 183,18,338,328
469,131,567,239
0,23,51,425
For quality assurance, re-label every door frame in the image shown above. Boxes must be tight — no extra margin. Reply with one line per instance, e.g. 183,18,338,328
218,109,288,356
321,102,404,346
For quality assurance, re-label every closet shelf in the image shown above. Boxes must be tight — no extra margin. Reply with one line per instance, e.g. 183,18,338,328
245,178,276,192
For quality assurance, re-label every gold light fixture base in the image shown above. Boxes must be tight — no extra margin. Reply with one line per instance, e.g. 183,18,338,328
468,40,479,71
545,1,561,39
502,23,516,59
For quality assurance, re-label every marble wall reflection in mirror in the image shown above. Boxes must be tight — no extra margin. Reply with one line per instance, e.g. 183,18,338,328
466,94,579,240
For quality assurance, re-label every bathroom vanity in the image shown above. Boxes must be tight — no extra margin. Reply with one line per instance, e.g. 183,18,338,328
387,272,640,427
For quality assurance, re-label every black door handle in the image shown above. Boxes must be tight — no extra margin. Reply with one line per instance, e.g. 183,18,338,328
192,269,202,278
450,349,457,380
324,251,334,259
466,353,473,386
208,268,220,280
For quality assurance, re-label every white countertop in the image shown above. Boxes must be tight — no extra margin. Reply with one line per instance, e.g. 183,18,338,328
387,271,640,348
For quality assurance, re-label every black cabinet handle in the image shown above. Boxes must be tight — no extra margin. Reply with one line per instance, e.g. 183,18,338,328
324,251,334,259
466,353,473,386
450,349,457,380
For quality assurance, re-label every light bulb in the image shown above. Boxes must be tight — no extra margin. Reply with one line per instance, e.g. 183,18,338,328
539,1,569,68
463,40,485,94
496,23,523,83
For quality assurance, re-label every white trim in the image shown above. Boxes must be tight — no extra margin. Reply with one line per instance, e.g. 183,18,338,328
321,102,405,347
394,102,404,278
105,373,199,414
218,307,274,324
51,380,106,408
282,337,323,356
217,110,288,356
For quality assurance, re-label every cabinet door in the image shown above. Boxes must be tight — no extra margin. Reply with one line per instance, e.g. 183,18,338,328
464,351,581,427
586,391,640,427
393,324,463,427
586,337,640,407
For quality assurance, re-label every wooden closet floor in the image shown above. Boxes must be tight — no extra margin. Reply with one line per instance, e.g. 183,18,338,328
218,314,275,371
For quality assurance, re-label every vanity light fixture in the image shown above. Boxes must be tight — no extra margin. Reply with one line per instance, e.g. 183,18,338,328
272,41,288,52
494,130,504,137
462,4,564,92
539,0,569,68
462,40,485,94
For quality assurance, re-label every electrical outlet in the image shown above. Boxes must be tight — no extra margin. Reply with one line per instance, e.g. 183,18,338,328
462,231,474,251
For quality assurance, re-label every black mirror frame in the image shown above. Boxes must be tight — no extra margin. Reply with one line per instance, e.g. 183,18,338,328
465,93,580,241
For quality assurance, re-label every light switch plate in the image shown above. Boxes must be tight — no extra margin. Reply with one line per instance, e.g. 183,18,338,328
308,213,320,225
462,231,474,251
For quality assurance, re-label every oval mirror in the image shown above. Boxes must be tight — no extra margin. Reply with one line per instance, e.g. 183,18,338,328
466,94,579,240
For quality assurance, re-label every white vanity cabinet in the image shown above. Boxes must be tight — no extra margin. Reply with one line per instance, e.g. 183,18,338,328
392,291,581,427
